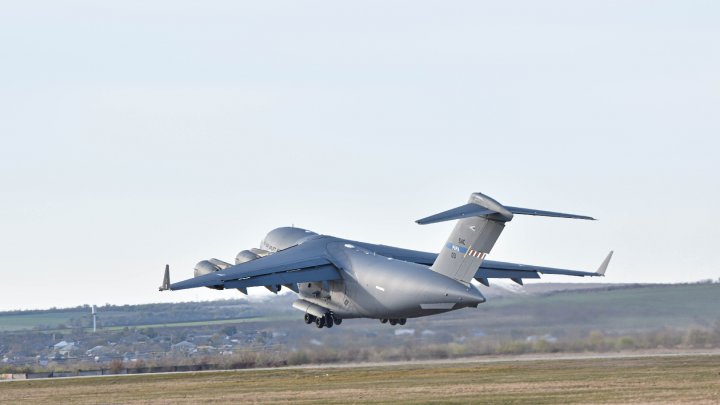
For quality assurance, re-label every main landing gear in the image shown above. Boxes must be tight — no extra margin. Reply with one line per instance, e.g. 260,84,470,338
304,312,342,329
380,318,406,326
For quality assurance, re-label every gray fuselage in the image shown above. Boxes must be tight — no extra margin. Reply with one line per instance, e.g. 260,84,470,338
261,228,486,320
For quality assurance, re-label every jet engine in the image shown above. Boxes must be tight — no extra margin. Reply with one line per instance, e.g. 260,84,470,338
260,227,318,253
235,250,260,264
193,258,232,277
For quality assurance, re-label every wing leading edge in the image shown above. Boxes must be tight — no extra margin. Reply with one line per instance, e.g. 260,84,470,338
166,237,341,293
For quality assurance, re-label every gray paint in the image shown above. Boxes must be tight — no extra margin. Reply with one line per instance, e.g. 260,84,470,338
162,192,611,325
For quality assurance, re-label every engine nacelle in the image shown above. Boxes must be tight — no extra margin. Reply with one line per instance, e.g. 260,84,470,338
235,249,260,264
194,258,231,277
260,227,318,253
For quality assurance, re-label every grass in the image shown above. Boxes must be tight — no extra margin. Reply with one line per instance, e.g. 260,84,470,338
476,283,720,332
99,315,296,330
0,314,293,333
0,312,78,331
2,354,719,404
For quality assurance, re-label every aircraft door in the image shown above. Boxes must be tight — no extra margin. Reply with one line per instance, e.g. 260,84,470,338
331,279,356,316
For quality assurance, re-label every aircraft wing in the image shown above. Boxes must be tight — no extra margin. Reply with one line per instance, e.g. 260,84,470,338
351,242,612,286
352,242,437,266
474,252,613,286
164,237,341,292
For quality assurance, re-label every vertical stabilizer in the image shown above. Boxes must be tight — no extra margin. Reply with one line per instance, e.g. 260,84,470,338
417,193,513,284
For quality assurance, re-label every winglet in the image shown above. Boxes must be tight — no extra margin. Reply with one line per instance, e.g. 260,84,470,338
596,251,613,276
159,264,171,291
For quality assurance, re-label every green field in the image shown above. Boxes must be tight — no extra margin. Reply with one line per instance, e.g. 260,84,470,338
2,284,717,333
3,355,719,404
99,315,295,331
446,283,720,333
0,312,291,333
0,312,78,332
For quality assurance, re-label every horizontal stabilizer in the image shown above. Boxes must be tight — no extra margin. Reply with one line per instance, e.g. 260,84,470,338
505,206,595,221
416,193,595,225
416,203,496,225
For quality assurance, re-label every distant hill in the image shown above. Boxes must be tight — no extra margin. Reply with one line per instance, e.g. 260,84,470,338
457,282,720,334
479,281,651,298
0,282,717,334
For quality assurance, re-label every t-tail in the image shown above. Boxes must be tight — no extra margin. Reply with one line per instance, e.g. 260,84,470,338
416,192,595,284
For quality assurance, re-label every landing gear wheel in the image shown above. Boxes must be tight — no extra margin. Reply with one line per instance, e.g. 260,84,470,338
398,318,406,325
304,314,316,324
315,316,325,328
389,319,398,326
330,313,342,325
380,319,388,324
324,313,334,328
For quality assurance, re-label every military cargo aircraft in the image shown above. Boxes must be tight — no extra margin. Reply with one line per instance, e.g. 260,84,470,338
160,192,612,328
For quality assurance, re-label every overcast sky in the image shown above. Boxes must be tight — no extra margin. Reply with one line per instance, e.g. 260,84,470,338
1,1,718,310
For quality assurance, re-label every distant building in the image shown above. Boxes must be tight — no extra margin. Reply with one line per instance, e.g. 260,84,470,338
526,334,558,343
86,345,118,361
171,341,197,353
86,345,105,356
54,342,77,357
36,356,49,367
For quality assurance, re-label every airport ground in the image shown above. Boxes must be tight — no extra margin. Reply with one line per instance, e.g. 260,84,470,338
2,352,719,404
